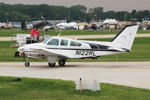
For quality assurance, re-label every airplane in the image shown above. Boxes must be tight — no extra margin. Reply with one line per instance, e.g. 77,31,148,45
56,22,78,29
18,24,139,67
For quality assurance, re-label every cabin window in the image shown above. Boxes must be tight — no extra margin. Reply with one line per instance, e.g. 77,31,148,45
47,38,59,46
97,44,108,49
89,43,99,50
60,39,68,46
70,41,81,46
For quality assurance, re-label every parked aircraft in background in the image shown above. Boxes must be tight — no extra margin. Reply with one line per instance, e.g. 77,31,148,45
0,22,14,29
18,24,139,67
56,22,78,29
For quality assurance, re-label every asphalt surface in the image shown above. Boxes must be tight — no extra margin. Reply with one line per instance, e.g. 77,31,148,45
0,62,150,89
0,34,150,41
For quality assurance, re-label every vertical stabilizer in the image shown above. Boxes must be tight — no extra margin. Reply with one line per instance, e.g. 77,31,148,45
112,25,139,51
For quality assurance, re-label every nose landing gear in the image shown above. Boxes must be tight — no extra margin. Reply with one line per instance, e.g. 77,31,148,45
25,61,30,67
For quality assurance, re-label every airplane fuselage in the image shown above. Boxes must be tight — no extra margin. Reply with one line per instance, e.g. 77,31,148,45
18,37,123,59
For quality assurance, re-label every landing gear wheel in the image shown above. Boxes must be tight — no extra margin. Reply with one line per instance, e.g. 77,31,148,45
48,62,56,67
58,59,66,67
25,61,30,67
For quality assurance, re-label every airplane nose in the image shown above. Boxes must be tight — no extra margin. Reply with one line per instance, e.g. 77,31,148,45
18,46,25,53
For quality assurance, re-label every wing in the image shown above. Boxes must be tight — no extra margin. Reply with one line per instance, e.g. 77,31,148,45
32,48,69,58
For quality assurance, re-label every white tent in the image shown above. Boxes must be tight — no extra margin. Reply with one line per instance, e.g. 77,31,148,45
103,19,118,24
56,22,78,29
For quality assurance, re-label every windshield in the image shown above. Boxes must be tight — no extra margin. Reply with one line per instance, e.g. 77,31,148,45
47,38,59,46
42,38,49,44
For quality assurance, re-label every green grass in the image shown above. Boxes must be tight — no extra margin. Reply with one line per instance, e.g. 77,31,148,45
138,30,150,34
0,29,118,37
0,76,150,100
0,37,149,62
0,28,150,37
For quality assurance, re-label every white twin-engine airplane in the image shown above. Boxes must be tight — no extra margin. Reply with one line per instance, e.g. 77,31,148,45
18,24,139,67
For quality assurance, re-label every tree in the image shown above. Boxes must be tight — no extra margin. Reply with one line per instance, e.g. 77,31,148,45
68,5,87,21
88,7,104,21
105,11,116,19
0,2,149,22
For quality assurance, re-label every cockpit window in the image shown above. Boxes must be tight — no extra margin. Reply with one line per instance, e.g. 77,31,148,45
43,38,49,44
61,39,68,46
70,41,81,46
47,38,59,46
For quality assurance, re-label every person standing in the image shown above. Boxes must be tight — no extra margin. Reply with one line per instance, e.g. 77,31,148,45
30,28,36,37
30,28,40,43
34,28,40,41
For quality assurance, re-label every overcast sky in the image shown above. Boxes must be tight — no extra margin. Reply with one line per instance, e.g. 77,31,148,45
0,0,149,11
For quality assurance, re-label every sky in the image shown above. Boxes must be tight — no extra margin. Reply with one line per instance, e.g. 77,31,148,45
0,0,149,11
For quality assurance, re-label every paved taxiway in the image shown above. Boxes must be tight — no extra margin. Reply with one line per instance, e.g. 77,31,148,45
0,62,150,89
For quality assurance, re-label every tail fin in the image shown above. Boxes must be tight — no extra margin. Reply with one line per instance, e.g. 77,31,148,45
112,24,139,51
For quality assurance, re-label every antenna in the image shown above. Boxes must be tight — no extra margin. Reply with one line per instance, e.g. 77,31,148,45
57,32,61,37
57,29,62,37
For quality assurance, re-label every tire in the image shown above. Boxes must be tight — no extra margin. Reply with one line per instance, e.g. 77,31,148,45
48,62,56,67
58,59,66,67
25,61,30,67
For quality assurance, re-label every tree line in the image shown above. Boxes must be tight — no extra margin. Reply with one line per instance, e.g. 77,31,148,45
0,2,149,22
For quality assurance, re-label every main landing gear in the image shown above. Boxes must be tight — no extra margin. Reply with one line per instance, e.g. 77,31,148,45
48,62,56,67
48,59,66,67
58,59,66,67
